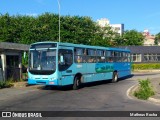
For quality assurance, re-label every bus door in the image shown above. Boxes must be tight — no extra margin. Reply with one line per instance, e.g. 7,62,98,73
58,48,74,85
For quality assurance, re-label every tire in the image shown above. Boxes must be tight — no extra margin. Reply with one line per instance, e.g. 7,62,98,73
73,76,81,90
112,72,118,83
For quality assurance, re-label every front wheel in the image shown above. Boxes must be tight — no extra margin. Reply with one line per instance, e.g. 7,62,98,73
73,76,81,90
112,72,118,83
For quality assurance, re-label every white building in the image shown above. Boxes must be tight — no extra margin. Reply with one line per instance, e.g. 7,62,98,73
110,24,124,36
97,18,110,27
97,18,124,36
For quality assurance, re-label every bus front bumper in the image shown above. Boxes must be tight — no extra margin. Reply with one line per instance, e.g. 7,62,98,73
28,78,59,86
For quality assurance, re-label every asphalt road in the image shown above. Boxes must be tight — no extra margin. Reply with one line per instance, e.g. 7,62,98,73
0,73,160,120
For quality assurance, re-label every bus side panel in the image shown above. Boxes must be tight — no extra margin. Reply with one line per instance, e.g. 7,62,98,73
60,75,74,86
60,63,87,85
84,63,95,82
83,63,114,82
91,63,114,82
92,72,113,82
114,62,131,78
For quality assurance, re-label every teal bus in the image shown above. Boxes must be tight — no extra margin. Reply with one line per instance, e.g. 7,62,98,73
28,42,131,90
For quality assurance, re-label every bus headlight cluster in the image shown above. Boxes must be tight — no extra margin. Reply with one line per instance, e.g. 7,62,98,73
50,78,55,81
28,76,33,79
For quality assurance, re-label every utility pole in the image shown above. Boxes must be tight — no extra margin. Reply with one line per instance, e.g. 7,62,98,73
57,0,61,42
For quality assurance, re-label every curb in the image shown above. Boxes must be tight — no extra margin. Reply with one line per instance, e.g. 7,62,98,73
126,84,138,99
127,84,160,104
149,97,160,104
133,70,160,73
13,81,44,89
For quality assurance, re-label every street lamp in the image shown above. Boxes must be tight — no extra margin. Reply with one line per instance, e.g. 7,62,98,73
57,0,61,42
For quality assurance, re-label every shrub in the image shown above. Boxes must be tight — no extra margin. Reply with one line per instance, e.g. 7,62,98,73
0,80,14,89
134,79,155,100
132,63,160,70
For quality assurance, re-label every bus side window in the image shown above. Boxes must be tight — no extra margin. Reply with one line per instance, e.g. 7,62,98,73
109,58,113,62
96,50,105,63
0,58,2,68
106,50,113,62
58,49,73,71
87,49,96,63
74,48,86,63
128,53,131,62
75,56,82,63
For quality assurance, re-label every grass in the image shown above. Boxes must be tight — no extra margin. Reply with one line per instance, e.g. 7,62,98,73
0,80,14,89
0,76,28,89
134,79,155,100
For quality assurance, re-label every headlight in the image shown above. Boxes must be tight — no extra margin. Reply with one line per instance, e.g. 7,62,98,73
50,78,55,81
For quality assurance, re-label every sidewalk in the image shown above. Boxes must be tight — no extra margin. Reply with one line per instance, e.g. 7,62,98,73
148,78,160,103
133,69,160,73
0,82,44,101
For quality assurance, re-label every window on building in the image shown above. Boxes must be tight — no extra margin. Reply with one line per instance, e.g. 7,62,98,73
6,55,19,68
115,27,120,31
143,54,160,62
131,54,141,62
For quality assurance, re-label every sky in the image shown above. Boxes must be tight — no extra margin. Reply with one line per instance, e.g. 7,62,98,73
1,0,160,34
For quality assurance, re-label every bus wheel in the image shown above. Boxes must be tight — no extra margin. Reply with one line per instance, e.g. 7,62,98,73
73,75,81,90
112,72,118,83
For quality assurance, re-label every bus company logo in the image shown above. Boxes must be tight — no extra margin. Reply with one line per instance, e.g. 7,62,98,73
2,112,11,117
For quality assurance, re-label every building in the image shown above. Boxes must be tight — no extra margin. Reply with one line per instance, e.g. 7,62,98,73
119,46,160,63
0,42,29,81
110,24,124,36
142,29,156,46
97,18,124,36
143,35,155,46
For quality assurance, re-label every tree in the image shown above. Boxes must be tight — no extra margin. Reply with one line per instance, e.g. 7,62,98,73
91,25,118,47
154,32,160,45
115,30,144,46
0,13,14,42
0,13,125,46
60,15,97,45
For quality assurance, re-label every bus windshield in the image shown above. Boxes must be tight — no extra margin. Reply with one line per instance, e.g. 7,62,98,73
29,49,56,74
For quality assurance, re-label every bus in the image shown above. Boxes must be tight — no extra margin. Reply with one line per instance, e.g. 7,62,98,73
28,42,131,90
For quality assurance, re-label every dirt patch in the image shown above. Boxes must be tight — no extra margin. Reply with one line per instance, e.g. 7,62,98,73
13,81,44,89
149,78,160,99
